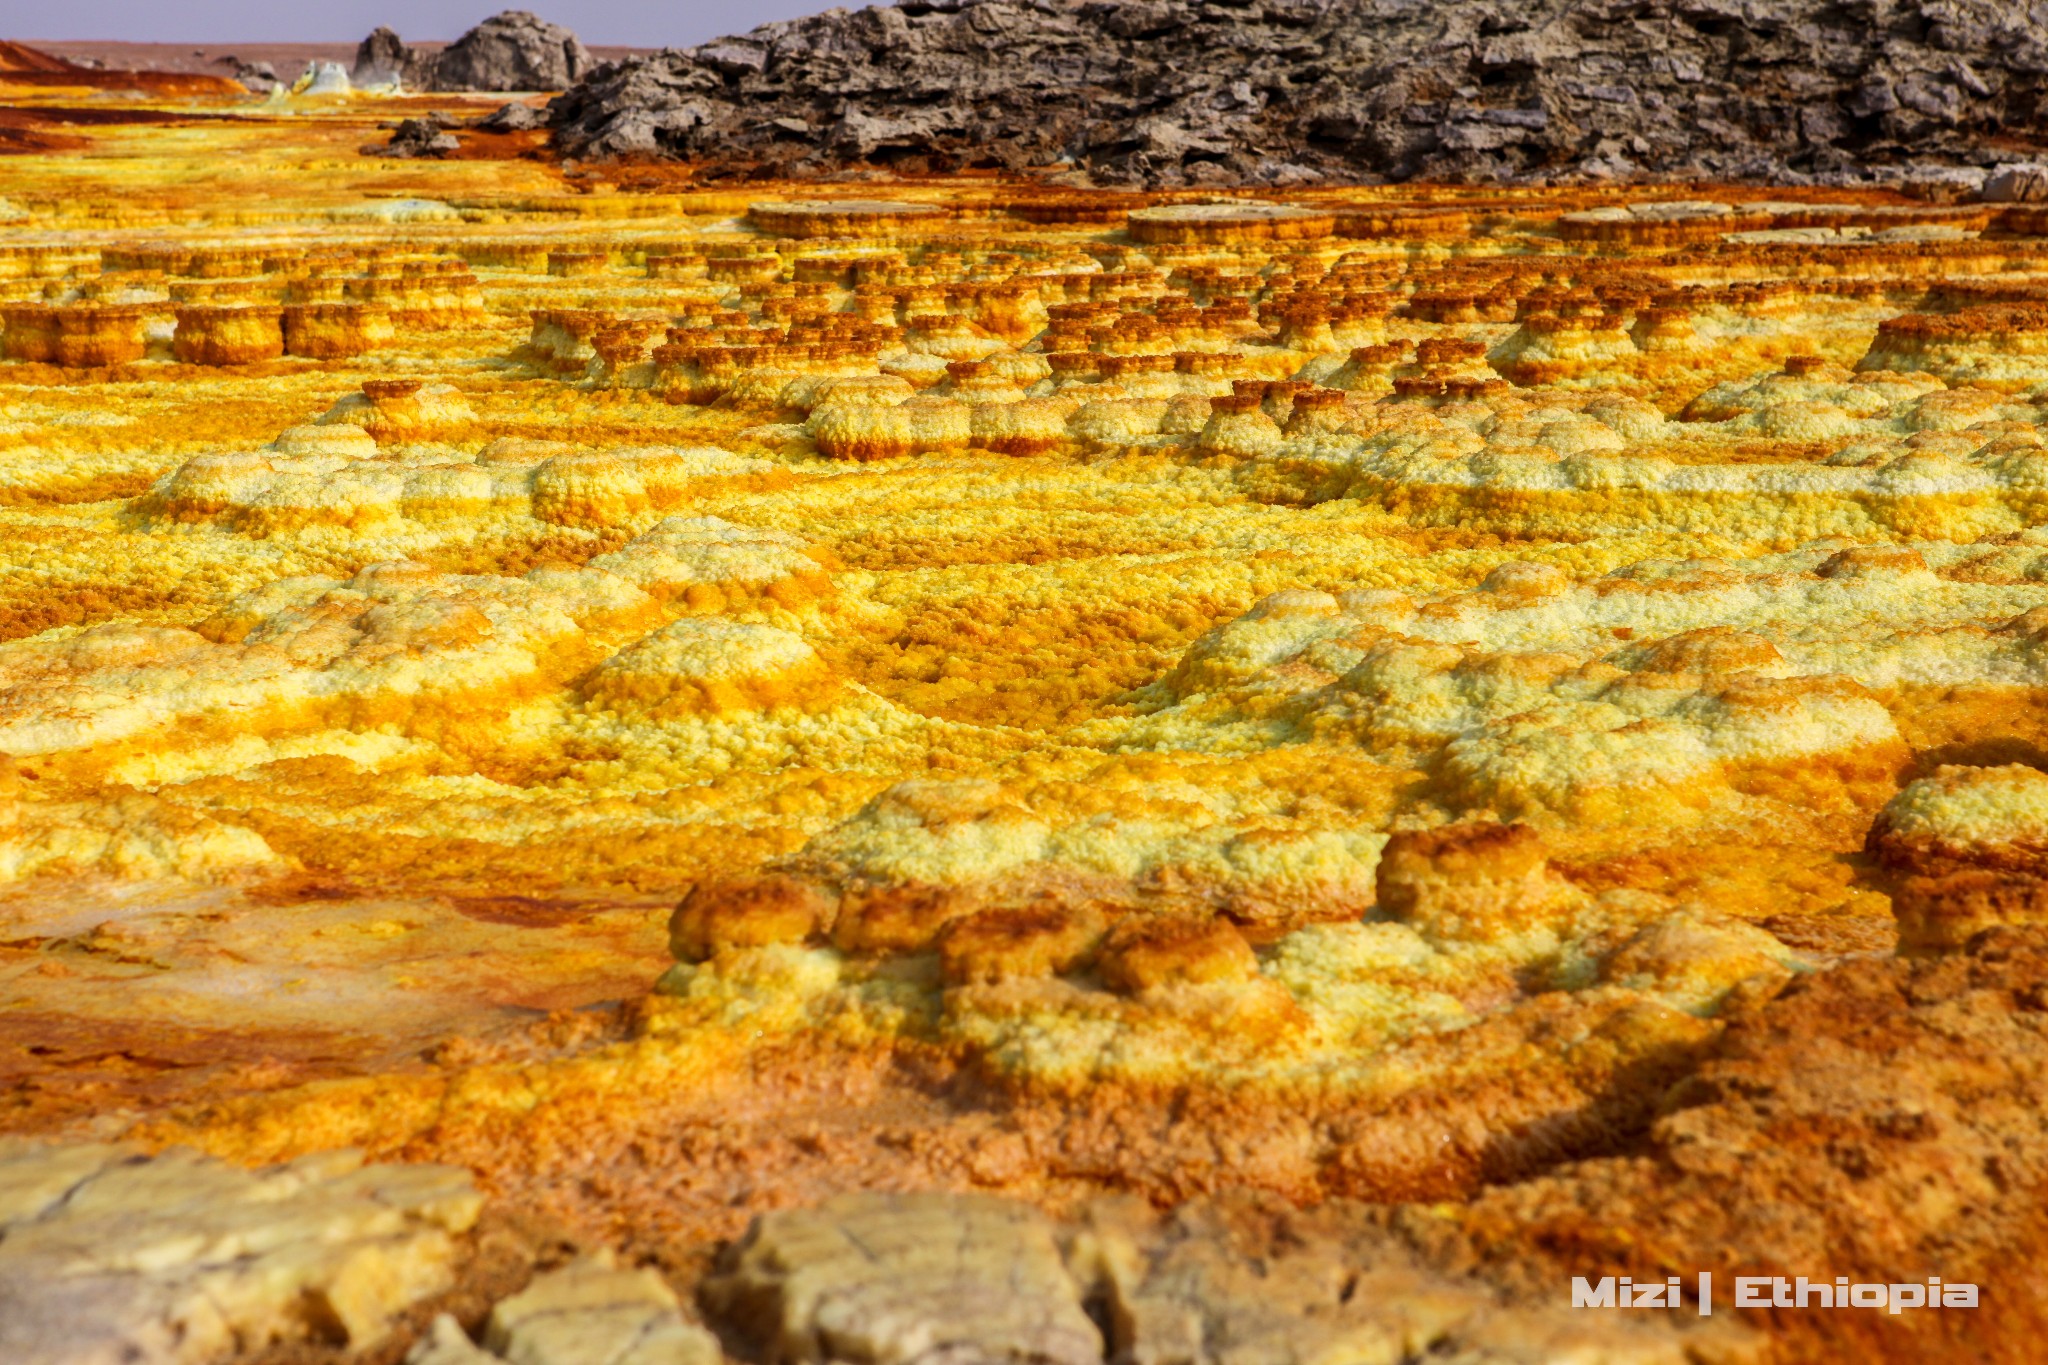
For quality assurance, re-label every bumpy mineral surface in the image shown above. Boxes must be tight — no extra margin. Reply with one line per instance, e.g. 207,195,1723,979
548,0,2048,187
8,51,2048,1365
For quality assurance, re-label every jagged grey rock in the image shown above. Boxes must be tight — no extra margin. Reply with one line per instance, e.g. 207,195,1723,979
547,0,2048,187
380,118,462,158
1984,163,2048,203
352,26,435,89
478,101,549,133
228,59,278,93
354,12,590,93
433,11,592,92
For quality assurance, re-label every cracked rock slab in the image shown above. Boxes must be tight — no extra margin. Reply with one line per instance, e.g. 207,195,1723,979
0,1138,481,1365
702,1191,1103,1365
408,1255,720,1365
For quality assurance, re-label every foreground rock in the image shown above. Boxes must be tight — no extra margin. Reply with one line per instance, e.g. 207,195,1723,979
705,1193,1104,1365
409,1256,719,1365
549,0,2048,187
354,10,590,93
0,1140,481,1363
698,1190,1751,1364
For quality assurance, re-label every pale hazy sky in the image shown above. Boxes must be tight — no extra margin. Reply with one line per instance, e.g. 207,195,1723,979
0,1,829,48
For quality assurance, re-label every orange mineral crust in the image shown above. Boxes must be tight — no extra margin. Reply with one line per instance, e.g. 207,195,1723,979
7,71,2048,1364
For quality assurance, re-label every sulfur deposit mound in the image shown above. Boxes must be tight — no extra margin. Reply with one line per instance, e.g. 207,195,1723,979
550,0,2048,185
25,65,2048,1365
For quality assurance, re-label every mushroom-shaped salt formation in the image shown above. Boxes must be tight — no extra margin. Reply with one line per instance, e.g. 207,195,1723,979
344,260,482,328
531,446,768,528
281,303,393,359
971,397,1074,456
1857,304,2048,391
807,394,972,461
1556,200,1749,245
0,244,100,280
747,200,946,238
0,302,148,367
317,378,476,443
1126,203,1336,245
172,304,284,365
1335,206,1472,240
1486,309,1638,387
546,250,611,277
1196,393,1283,458
646,252,708,280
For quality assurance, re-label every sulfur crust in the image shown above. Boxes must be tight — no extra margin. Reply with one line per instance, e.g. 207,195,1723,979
1879,763,2048,845
13,94,2048,1234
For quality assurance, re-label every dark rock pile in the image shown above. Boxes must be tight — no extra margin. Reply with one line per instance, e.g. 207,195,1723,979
546,0,2048,187
353,9,590,93
376,116,461,159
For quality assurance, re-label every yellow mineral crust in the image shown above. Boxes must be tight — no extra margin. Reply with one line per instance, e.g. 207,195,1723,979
9,90,2048,1363
1870,762,2048,951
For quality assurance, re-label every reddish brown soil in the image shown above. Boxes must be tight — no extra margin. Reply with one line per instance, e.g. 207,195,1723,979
0,108,86,154
0,39,241,95
0,39,73,72
0,104,234,155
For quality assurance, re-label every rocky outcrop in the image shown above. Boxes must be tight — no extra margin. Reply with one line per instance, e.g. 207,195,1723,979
378,116,463,159
434,10,591,92
548,0,2048,187
693,1189,1755,1364
409,1256,721,1365
224,58,279,93
478,101,548,133
351,26,437,89
704,1193,1105,1365
354,11,590,93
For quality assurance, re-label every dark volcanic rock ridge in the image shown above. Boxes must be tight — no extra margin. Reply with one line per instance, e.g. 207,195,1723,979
547,0,2048,187
353,9,591,93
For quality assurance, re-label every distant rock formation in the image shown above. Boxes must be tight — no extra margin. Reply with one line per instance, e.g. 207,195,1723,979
546,0,2048,187
435,10,590,91
220,57,280,93
0,39,241,95
352,10,590,93
350,26,433,89
0,40,80,74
